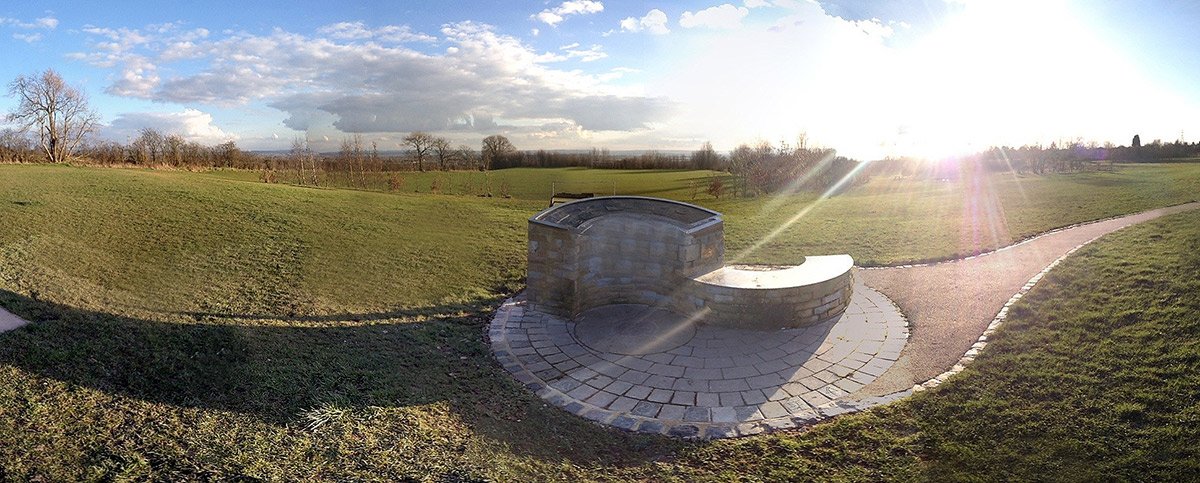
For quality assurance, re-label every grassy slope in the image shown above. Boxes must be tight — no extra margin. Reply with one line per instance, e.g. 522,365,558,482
0,163,1198,479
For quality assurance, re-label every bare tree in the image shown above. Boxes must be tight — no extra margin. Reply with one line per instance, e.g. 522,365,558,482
6,69,99,163
432,136,452,171
481,134,515,171
456,144,478,170
130,127,164,165
403,131,435,172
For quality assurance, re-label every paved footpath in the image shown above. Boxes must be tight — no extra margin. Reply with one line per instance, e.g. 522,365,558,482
854,201,1200,398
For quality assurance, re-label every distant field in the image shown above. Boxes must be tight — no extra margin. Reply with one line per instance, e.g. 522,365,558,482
1,161,1198,479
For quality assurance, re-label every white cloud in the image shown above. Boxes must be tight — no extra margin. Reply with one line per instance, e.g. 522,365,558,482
90,21,670,139
533,0,604,26
744,0,770,7
104,109,236,144
317,22,437,43
619,9,670,35
13,32,42,43
0,15,59,41
680,4,750,30
562,44,607,62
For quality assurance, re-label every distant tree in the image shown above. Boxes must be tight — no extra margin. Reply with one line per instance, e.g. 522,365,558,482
130,128,165,165
481,134,515,171
456,144,478,170
5,69,99,163
403,131,435,172
214,140,241,168
0,128,34,163
432,136,452,171
1132,134,1141,149
690,141,723,170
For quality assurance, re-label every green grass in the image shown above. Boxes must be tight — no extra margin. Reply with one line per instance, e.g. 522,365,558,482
0,163,1199,479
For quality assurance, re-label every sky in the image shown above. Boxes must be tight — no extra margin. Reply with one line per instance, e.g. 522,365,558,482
1,0,1198,159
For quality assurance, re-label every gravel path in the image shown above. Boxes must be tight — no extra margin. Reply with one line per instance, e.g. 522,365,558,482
853,201,1200,397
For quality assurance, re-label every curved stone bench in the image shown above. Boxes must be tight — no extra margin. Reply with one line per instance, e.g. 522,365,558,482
526,196,853,329
682,256,853,329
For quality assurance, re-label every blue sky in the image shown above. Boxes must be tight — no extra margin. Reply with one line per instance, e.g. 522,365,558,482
2,0,1198,159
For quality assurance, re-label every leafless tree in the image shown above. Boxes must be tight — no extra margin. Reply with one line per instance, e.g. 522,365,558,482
0,128,35,163
481,134,515,171
432,136,452,171
130,127,164,165
456,144,478,170
6,69,100,163
290,137,319,185
403,131,435,172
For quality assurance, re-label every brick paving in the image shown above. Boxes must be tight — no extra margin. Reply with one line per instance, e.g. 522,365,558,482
489,280,908,439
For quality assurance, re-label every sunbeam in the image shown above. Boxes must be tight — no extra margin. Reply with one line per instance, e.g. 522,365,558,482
730,159,875,263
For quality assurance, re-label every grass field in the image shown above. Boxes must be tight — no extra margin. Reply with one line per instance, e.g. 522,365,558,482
0,163,1199,479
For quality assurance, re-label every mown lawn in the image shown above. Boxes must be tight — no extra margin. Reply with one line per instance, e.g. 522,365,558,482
0,163,1198,480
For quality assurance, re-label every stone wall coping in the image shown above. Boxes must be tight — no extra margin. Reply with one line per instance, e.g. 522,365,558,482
693,255,853,289
530,196,721,232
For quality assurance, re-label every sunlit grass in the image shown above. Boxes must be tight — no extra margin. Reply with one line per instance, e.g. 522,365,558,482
0,163,1198,479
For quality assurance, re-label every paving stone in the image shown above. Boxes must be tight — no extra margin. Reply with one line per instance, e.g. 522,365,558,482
566,384,599,401
740,389,768,405
616,356,655,372
648,363,686,377
711,406,738,423
617,370,651,384
762,386,789,401
672,378,709,392
667,424,700,438
657,404,687,421
625,385,652,400
610,415,640,431
683,406,711,423
755,359,792,374
647,388,674,403
801,391,832,408
631,401,662,418
607,396,640,412
585,375,615,389
758,401,789,419
672,355,706,368
549,378,582,393
747,373,786,389
695,392,721,408
604,380,634,395
718,392,744,407
683,367,724,380
634,420,666,436
645,375,677,389
671,391,696,406
704,425,739,439
709,379,750,392
586,391,618,408
703,356,735,369
781,397,810,414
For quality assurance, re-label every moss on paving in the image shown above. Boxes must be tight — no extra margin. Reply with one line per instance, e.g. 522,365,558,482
0,164,1198,479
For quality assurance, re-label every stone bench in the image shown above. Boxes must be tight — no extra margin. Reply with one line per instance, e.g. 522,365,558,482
526,196,853,329
682,257,853,329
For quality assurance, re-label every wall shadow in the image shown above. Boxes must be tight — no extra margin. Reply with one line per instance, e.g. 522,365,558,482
0,289,684,468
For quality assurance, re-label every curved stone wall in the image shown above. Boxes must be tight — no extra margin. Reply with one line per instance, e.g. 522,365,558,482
527,197,722,318
680,257,854,329
526,196,852,329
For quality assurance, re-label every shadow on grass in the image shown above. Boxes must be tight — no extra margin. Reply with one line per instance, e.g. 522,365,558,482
0,289,683,467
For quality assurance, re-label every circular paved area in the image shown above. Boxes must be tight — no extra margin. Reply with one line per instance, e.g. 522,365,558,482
489,281,907,439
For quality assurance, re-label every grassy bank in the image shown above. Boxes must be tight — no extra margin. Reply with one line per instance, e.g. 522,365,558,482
0,163,1198,479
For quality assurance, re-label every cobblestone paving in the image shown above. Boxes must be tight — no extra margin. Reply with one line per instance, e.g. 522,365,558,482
489,281,908,439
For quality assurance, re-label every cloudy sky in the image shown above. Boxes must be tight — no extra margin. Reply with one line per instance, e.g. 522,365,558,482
2,0,1198,159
